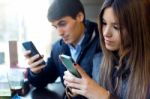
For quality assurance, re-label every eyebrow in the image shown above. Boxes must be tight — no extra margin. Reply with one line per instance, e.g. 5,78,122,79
113,23,119,26
58,20,66,25
52,20,66,28
102,18,119,25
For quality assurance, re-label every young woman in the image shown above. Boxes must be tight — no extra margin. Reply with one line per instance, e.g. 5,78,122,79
63,0,150,99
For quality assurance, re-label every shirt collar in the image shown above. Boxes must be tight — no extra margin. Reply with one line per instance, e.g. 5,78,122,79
68,34,85,49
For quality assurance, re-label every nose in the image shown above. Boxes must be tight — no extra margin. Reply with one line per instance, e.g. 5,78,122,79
57,27,65,36
103,26,112,37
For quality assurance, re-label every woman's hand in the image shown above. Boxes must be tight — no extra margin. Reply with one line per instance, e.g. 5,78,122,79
63,64,110,99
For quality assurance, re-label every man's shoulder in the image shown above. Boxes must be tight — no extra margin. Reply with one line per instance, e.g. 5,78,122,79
84,20,99,35
52,39,70,53
53,39,66,48
85,20,98,27
51,39,70,56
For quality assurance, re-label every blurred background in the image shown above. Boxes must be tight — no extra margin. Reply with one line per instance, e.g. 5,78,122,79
0,0,103,69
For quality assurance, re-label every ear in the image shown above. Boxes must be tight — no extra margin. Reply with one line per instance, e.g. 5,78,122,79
76,12,84,22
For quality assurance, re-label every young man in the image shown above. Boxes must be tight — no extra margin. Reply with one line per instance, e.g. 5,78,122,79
24,0,101,98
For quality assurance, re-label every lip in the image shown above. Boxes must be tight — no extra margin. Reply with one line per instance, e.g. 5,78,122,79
104,39,113,45
63,36,69,41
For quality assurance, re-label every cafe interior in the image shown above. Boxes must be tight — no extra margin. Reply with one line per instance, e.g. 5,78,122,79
0,0,101,98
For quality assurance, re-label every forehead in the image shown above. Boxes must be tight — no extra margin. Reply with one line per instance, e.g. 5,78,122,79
103,7,118,23
51,16,74,26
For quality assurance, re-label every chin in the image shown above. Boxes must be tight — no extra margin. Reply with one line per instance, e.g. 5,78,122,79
64,41,69,44
64,40,71,45
106,45,117,51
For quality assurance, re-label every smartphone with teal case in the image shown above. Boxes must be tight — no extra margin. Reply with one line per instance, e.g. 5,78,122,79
59,54,81,78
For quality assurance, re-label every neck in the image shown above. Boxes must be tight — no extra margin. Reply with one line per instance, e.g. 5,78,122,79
72,24,85,46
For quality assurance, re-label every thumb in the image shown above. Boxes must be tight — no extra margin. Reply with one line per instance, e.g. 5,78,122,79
41,55,44,58
74,64,88,78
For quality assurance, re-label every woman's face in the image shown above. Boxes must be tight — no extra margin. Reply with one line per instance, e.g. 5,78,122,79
102,7,121,51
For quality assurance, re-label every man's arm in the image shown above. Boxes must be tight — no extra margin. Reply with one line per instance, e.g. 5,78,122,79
27,43,60,88
27,56,59,88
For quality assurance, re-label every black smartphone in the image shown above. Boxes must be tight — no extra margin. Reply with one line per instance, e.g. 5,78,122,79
22,41,46,65
59,54,81,78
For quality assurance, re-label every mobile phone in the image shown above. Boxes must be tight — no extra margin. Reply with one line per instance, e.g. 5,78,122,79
22,41,46,65
59,54,81,78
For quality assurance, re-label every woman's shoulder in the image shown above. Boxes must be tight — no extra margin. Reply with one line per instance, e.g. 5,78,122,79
93,53,103,65
92,52,103,83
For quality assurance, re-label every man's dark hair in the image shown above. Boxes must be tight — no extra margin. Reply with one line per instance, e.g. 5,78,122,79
47,0,85,22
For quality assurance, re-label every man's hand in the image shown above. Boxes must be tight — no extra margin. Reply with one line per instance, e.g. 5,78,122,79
24,50,46,74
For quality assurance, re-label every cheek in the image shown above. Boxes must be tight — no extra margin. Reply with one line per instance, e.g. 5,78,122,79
102,26,106,35
112,31,121,46
66,24,76,33
114,35,121,48
64,25,72,32
68,24,78,35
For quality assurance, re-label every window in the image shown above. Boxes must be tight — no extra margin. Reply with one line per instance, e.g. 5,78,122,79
0,0,59,68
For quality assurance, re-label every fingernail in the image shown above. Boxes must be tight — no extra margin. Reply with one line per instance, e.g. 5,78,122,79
74,63,77,66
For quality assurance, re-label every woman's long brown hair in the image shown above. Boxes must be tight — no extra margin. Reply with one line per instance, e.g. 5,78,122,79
99,0,150,99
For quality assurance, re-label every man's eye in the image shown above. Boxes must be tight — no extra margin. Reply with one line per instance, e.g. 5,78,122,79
59,23,66,27
53,26,57,29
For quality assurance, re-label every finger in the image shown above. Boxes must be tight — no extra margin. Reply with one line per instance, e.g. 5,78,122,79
41,55,44,58
28,54,40,65
31,65,45,74
64,70,75,77
64,71,82,84
24,50,31,58
30,58,45,68
67,82,84,90
64,80,68,86
71,88,87,97
63,74,76,86
74,64,88,78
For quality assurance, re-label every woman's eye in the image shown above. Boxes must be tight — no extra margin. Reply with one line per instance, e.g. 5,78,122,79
114,25,120,30
102,21,107,26
102,19,107,26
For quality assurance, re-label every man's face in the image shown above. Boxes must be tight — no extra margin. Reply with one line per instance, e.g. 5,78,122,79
51,14,84,46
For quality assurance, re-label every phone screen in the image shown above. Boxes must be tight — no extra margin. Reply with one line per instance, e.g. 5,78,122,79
59,54,81,78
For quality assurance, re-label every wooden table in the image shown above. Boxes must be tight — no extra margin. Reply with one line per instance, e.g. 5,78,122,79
20,82,65,99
